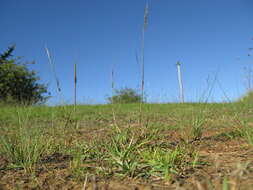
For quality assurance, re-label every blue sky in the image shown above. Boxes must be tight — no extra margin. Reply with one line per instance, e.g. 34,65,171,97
1,0,253,104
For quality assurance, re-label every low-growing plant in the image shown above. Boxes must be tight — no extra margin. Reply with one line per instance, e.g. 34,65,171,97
0,124,53,173
242,125,253,146
69,142,90,180
189,116,206,141
231,120,253,146
180,114,206,143
141,146,194,180
104,128,145,177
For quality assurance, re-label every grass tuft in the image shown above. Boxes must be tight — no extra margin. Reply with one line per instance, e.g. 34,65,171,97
0,124,52,173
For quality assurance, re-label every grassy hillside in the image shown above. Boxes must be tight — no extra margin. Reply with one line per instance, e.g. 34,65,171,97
0,102,253,189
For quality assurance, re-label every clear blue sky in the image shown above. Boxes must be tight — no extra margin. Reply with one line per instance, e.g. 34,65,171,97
1,0,253,104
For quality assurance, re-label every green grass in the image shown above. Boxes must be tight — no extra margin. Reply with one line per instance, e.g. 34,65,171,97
0,111,54,173
69,142,90,180
141,145,195,180
0,101,253,181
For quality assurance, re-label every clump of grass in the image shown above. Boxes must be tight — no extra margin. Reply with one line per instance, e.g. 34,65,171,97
189,116,206,141
103,127,151,177
229,120,253,146
69,142,90,180
141,146,192,180
180,113,206,143
0,124,53,173
0,107,56,173
88,125,200,180
242,125,253,146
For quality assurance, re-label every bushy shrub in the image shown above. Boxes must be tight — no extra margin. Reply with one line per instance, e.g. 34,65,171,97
108,88,143,104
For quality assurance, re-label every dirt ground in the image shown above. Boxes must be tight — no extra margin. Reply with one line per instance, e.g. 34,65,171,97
1,127,253,190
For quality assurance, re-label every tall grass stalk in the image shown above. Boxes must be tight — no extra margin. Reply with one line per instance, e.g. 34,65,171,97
74,63,77,111
176,61,184,103
139,1,149,126
45,46,61,94
111,65,120,132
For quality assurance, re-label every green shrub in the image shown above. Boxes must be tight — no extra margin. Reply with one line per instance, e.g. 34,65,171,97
108,88,143,104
